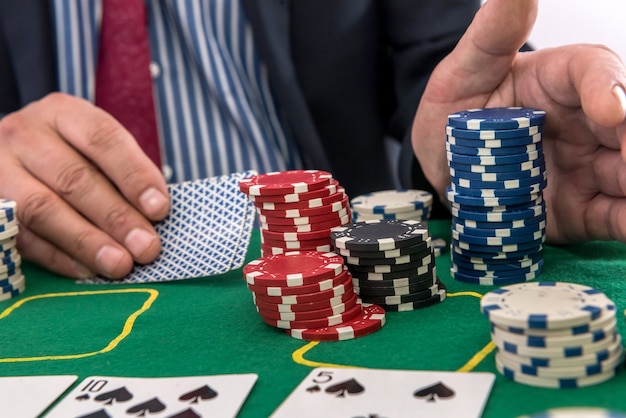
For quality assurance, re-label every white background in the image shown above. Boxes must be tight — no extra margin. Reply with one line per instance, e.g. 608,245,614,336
527,0,625,61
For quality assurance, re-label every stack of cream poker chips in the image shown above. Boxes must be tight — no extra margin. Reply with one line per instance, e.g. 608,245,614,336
481,282,622,389
0,199,24,301
445,107,548,285
329,219,446,312
239,170,351,257
349,189,446,257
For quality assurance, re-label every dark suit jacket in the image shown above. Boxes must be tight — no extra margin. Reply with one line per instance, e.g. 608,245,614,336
0,0,479,217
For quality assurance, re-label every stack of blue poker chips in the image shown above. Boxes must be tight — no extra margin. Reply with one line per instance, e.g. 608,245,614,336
0,199,25,301
445,107,548,285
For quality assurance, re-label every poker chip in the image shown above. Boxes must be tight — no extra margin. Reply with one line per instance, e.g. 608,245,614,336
0,199,24,301
447,132,542,149
254,189,345,210
261,244,333,256
480,281,622,388
446,141,542,156
246,268,350,297
336,240,431,259
519,407,626,418
450,166,544,181
257,294,359,322
350,189,433,214
447,107,546,130
244,251,344,287
239,170,333,196
447,149,542,166
256,195,349,218
353,209,429,222
286,303,386,341
253,290,356,313
260,214,351,233
330,219,429,251
260,301,364,330
377,286,447,312
249,180,340,203
446,124,542,140
259,207,350,226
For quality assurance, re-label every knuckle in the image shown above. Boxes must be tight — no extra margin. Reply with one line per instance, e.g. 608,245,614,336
0,112,26,144
55,162,94,196
19,192,56,228
103,205,133,231
87,120,126,150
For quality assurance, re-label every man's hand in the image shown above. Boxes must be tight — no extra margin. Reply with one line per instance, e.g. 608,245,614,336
0,93,170,279
412,0,626,244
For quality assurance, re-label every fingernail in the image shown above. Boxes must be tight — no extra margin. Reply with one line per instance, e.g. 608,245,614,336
71,260,94,279
95,245,126,278
612,85,626,117
125,228,158,258
139,187,169,217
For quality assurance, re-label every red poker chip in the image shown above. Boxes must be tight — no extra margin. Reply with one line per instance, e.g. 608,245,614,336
244,251,344,287
260,213,351,233
239,170,333,196
252,274,354,305
260,235,332,250
249,180,339,203
260,302,363,330
254,189,346,211
246,268,349,296
261,244,334,257
253,286,356,312
259,207,350,226
256,294,358,321
286,303,386,341
261,227,334,242
255,195,349,218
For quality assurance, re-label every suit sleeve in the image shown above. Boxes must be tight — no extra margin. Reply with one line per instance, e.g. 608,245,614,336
381,0,480,217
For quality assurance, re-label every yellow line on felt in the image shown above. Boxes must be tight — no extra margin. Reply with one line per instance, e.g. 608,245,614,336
291,289,493,372
0,288,158,363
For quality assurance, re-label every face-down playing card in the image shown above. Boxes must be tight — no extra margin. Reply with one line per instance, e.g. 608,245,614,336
82,171,257,284
44,374,258,418
271,367,495,418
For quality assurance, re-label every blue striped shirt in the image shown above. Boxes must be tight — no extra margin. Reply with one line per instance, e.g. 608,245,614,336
51,0,304,183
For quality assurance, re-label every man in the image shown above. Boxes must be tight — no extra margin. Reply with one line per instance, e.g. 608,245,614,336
0,0,624,280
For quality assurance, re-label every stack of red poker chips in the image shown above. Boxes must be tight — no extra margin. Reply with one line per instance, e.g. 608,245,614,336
243,250,386,341
238,170,352,257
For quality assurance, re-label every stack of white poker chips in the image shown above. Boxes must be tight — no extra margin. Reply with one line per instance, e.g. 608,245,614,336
239,170,352,258
349,190,445,257
0,199,24,300
481,282,622,389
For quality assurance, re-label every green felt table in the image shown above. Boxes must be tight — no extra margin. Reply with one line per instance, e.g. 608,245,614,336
1,220,626,417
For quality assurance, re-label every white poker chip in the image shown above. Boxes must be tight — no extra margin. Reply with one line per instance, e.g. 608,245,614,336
350,189,433,215
518,407,626,418
480,282,616,330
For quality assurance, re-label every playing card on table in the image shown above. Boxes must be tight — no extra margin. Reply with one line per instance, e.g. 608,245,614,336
271,367,495,418
0,375,77,417
82,171,257,284
45,374,258,418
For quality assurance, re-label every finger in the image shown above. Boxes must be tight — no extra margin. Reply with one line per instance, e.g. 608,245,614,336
41,93,170,221
17,226,95,279
12,113,162,265
1,164,135,279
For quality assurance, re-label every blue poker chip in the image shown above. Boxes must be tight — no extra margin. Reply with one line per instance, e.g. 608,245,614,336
451,259,543,277
446,186,541,207
450,197,544,214
451,172,546,189
448,156,545,173
451,242,544,260
450,201,545,222
449,166,544,182
452,219,546,238
452,252,543,269
446,149,542,166
447,107,546,130
451,266,542,286
450,181,547,199
451,234,545,252
447,132,542,148
446,141,542,156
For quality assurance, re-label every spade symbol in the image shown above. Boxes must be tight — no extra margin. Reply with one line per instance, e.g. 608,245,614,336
179,385,218,404
77,410,112,418
75,394,90,401
413,382,455,402
94,387,133,405
126,397,166,416
166,408,201,418
306,385,321,393
324,378,365,398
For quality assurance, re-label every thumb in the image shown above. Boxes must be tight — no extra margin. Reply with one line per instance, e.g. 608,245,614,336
433,0,538,102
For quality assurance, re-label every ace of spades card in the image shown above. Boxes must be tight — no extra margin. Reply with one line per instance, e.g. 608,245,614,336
45,374,257,418
271,367,494,418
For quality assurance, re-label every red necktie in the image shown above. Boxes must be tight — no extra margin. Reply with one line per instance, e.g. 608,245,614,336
95,0,161,167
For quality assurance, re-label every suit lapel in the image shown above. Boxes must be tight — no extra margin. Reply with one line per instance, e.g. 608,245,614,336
0,0,56,105
241,0,331,170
